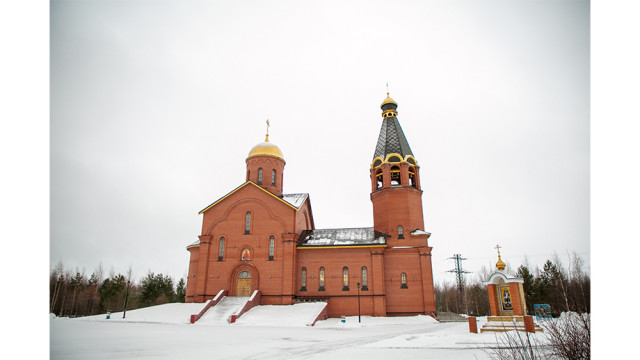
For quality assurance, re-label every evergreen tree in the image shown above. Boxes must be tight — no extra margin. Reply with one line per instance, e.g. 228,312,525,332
176,278,186,303
140,272,176,306
99,274,126,312
516,265,535,314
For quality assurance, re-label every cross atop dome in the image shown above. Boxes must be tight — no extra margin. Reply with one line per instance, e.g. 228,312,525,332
265,119,270,142
381,83,398,110
495,244,506,271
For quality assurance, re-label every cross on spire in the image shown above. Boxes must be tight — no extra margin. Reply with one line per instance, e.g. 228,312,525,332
386,82,390,97
265,119,270,141
495,244,502,257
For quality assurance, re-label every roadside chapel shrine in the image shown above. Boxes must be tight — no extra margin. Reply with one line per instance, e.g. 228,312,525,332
185,93,437,318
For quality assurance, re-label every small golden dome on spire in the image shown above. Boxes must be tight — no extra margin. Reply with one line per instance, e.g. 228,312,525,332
381,96,398,107
381,83,397,107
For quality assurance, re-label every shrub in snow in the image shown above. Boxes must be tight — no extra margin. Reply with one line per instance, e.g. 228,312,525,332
541,312,590,360
485,327,546,360
486,313,590,360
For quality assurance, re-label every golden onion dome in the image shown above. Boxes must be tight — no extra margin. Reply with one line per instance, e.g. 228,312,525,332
247,135,284,161
381,96,398,107
496,255,506,271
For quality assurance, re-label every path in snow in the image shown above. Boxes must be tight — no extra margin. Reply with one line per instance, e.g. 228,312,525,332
196,296,249,324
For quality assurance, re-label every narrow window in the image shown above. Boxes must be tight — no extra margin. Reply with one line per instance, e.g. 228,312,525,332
401,272,408,288
268,236,275,260
361,266,368,290
245,212,251,234
218,237,225,261
390,166,401,186
319,267,325,291
409,169,416,187
271,170,276,186
258,168,263,185
398,226,404,239
342,267,349,291
301,267,307,291
376,169,383,189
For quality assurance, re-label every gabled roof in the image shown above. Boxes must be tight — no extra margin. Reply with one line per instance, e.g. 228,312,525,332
297,227,389,248
483,271,524,285
198,181,309,214
372,117,414,160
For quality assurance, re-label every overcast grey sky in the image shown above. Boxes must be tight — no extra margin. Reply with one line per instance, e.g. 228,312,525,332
50,0,590,284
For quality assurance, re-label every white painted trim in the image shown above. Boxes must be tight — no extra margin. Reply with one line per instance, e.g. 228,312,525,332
483,271,524,285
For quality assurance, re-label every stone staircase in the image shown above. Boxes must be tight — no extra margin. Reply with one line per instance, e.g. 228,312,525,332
480,316,543,333
196,296,250,324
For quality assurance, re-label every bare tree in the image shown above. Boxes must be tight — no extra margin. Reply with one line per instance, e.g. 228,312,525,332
551,253,571,313
50,262,64,314
122,266,133,318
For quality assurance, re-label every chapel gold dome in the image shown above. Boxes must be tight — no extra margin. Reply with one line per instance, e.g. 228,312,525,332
496,256,506,271
247,137,284,161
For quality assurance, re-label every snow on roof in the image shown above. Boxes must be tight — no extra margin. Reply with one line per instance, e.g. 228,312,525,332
187,239,200,248
281,193,308,209
410,229,431,235
299,227,388,247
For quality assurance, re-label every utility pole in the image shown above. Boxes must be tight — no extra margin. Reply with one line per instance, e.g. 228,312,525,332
447,254,471,314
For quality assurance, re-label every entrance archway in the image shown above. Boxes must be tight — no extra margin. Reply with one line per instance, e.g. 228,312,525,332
237,271,252,296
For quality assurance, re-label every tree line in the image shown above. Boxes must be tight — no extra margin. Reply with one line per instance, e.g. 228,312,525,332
435,252,590,317
51,252,589,318
49,262,186,317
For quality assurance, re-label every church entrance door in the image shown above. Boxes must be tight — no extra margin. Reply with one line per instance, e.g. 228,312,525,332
237,271,252,296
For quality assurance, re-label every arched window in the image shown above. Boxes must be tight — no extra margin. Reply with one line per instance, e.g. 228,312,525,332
401,272,408,289
245,212,251,234
319,267,325,291
218,237,225,261
390,166,401,186
361,266,368,290
301,267,307,291
268,236,275,261
376,169,383,189
398,226,404,239
342,267,349,290
271,170,276,186
257,168,263,184
409,168,416,187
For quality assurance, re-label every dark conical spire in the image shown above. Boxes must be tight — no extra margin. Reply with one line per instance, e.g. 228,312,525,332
372,95,414,161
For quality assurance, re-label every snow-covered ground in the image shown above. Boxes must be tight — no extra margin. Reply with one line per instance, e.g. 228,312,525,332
50,303,547,359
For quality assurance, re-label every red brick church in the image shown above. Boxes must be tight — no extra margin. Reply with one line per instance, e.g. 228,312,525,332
185,93,436,318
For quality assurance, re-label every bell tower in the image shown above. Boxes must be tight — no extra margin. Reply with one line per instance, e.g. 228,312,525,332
370,92,426,247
